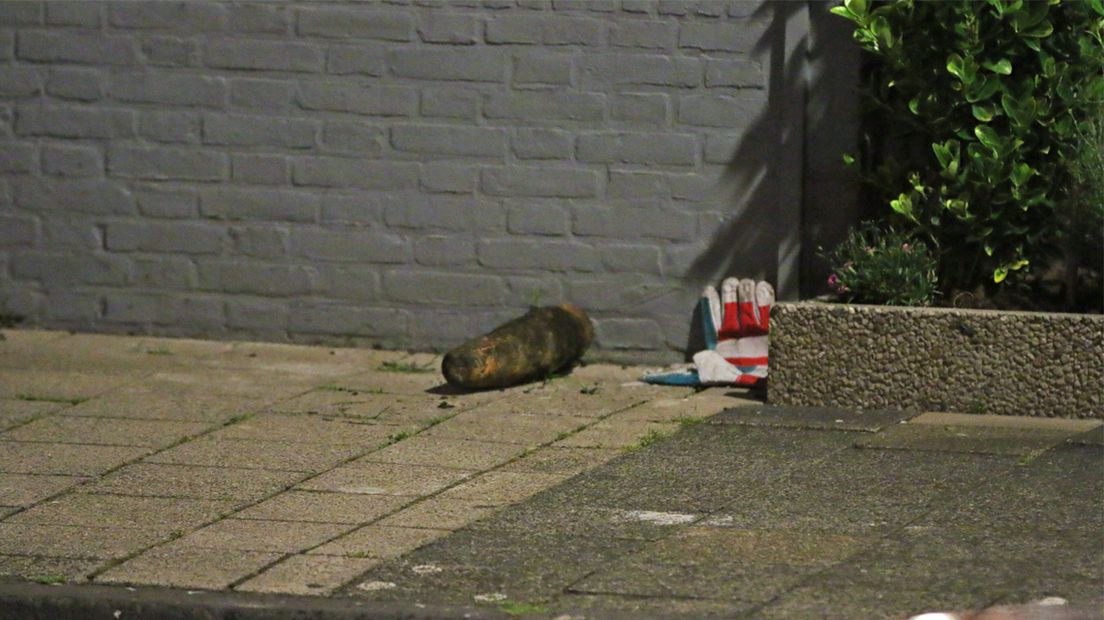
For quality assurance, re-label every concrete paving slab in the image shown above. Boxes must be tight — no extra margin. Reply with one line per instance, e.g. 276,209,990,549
234,554,380,596
0,473,88,506
209,413,397,447
297,462,473,497
856,422,1076,455
0,523,166,559
145,438,364,473
555,419,678,449
571,559,814,605
0,370,133,402
710,404,916,432
329,370,448,396
0,398,64,430
616,392,760,423
309,525,449,559
1068,425,1104,446
754,583,1000,620
356,436,527,471
268,389,456,424
234,491,410,525
554,592,752,619
61,383,260,422
0,554,101,583
376,498,499,531
0,442,149,476
83,463,303,502
1,416,210,448
146,369,321,401
497,447,622,476
421,411,591,446
911,412,1102,432
175,518,350,553
95,544,282,590
438,471,570,506
466,382,648,419
651,526,867,567
7,493,236,534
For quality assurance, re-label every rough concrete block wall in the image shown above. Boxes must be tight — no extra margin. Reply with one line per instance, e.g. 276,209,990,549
0,0,779,362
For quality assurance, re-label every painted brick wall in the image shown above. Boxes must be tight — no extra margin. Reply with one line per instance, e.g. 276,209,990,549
0,0,801,363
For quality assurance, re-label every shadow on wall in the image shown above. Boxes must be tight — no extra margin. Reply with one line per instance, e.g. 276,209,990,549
682,1,861,355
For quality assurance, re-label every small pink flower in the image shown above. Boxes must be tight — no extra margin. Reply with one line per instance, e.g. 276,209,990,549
901,243,912,252
827,274,839,287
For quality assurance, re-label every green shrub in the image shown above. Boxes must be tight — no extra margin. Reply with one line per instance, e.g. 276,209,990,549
820,224,939,306
831,0,1103,296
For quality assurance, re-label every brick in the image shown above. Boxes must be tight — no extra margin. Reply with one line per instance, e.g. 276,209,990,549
322,120,383,155
486,14,604,45
669,173,713,201
44,67,102,101
414,236,476,266
621,0,653,12
478,239,599,272
107,221,226,255
131,256,196,289
40,144,101,178
679,93,764,128
108,146,227,181
290,302,406,336
383,270,506,305
0,32,10,61
232,153,289,185
418,12,478,44
38,216,100,250
506,203,567,235
512,53,571,85
704,132,742,163
420,87,479,119
607,170,670,200
420,162,477,194
326,45,386,76
298,81,416,116
198,259,314,296
202,113,317,149
705,58,764,88
289,227,410,263
205,38,322,72
292,157,418,190
17,31,136,64
136,189,198,219
505,275,564,306
109,2,227,30
15,104,135,139
611,20,678,49
227,3,289,34
141,36,198,66
230,78,295,110
314,264,380,301
226,298,288,331
139,111,200,144
320,193,379,225
382,193,499,231
600,244,662,274
0,2,41,25
577,131,697,166
483,91,604,121
730,1,767,17
46,1,101,27
0,65,40,97
0,214,36,248
511,127,573,160
680,20,760,52
481,166,600,198
610,93,668,124
201,187,319,223
573,205,696,241
391,124,506,158
297,7,412,40
594,318,663,349
578,54,700,88
11,251,131,286
0,141,34,173
12,178,135,215
228,225,289,259
389,48,505,82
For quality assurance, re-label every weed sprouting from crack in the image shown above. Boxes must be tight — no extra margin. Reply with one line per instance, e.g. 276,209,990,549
15,394,86,406
30,574,67,585
378,361,436,374
623,428,672,453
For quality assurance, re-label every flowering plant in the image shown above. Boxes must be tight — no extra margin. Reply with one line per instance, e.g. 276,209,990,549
820,224,939,306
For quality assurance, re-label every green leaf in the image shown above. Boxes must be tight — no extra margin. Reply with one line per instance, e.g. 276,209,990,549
932,142,954,168
870,15,893,49
982,59,1012,75
993,266,1009,283
946,53,966,81
843,0,867,16
842,153,856,166
1022,19,1053,37
1089,0,1104,17
1010,162,1035,186
971,103,998,122
908,97,921,115
828,5,855,19
890,193,917,222
974,125,1001,150
965,76,1002,103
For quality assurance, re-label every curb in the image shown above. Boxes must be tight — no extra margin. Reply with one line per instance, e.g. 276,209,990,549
0,580,507,620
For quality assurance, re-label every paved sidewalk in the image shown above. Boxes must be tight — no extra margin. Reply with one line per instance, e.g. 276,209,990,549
0,330,743,598
0,329,1101,619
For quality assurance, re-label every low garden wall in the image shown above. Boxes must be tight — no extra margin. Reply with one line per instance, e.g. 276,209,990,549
769,302,1103,419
